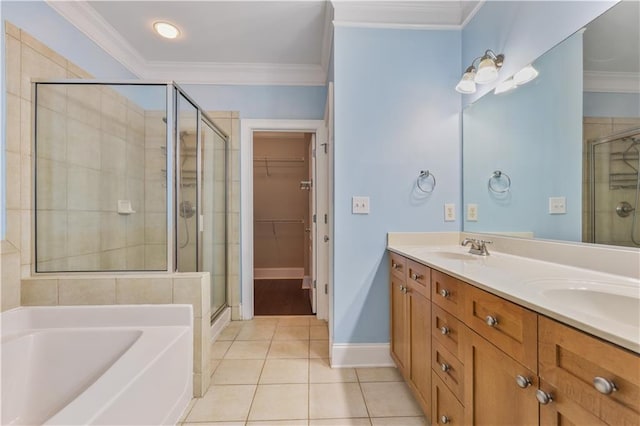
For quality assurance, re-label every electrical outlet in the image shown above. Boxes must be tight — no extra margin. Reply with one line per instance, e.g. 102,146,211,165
549,196,566,214
352,196,370,214
444,203,456,222
467,204,478,221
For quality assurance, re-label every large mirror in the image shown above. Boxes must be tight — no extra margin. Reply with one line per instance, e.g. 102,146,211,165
462,0,640,248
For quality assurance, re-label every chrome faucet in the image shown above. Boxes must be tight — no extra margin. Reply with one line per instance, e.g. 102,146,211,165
462,238,492,256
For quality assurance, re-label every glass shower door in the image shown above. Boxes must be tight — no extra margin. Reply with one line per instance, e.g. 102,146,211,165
201,118,227,318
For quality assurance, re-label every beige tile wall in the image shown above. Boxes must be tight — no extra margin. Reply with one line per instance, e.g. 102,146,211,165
583,117,640,246
21,272,212,397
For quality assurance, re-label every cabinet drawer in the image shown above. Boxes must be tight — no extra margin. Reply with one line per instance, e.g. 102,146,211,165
432,305,463,360
407,259,430,298
539,316,640,424
390,252,407,281
432,270,464,318
432,340,464,402
432,372,464,426
463,285,537,371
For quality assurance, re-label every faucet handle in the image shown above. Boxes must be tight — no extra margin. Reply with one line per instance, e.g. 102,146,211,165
480,240,492,245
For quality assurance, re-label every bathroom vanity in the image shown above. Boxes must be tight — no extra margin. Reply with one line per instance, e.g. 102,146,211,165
387,233,639,425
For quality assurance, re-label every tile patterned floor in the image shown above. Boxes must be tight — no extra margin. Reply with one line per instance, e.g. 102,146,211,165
179,316,426,426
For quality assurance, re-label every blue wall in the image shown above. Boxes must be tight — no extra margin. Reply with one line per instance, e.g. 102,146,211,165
584,92,640,117
333,27,461,344
463,32,583,241
181,84,327,120
461,1,616,106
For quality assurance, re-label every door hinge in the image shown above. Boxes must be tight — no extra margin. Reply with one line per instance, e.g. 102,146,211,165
324,284,328,294
313,280,317,289
312,148,316,158
324,214,328,224
320,142,328,154
313,214,317,223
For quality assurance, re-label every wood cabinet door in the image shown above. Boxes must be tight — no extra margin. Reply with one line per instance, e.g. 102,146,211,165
390,275,409,378
463,327,539,426
408,286,431,417
538,379,607,426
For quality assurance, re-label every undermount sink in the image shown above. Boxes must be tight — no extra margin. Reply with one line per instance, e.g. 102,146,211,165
430,251,479,261
526,279,640,326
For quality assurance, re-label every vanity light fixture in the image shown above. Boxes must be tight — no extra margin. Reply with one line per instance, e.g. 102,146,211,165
153,21,180,39
494,77,517,95
455,49,505,94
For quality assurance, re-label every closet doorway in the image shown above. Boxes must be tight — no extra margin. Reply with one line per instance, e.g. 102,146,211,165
253,132,315,315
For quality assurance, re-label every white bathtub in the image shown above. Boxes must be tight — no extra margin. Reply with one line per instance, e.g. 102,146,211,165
1,305,193,425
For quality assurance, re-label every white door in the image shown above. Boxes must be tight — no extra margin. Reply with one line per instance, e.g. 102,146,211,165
309,134,317,313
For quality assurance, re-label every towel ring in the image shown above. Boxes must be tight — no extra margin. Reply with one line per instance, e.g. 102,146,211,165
488,170,511,194
417,170,436,193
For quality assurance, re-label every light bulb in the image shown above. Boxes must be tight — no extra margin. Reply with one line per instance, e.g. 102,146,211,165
475,57,498,84
513,65,539,85
455,70,477,94
153,21,180,39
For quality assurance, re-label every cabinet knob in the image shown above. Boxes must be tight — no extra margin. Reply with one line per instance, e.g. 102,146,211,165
392,262,401,270
515,375,532,388
440,363,451,373
536,389,553,405
440,415,450,424
485,315,498,327
593,377,617,395
439,288,450,298
440,326,450,335
411,272,422,280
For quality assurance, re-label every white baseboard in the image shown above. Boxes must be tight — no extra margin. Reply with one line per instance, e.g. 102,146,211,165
330,343,394,368
210,307,231,341
254,267,305,280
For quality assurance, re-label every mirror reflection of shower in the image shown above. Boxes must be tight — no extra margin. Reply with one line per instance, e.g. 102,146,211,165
178,129,197,249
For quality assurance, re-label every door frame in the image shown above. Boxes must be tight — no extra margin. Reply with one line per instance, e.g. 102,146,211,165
240,119,328,320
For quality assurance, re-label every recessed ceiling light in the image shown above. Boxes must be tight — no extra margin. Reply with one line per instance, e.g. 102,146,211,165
153,21,180,39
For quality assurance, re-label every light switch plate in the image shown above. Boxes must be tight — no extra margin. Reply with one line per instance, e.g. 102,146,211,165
444,203,456,222
549,196,566,214
352,196,370,214
467,204,478,221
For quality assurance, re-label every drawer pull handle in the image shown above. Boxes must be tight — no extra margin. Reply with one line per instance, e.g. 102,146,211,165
485,315,498,327
440,416,450,424
536,390,553,405
515,375,532,388
440,326,450,335
399,285,408,294
439,288,450,298
392,262,401,270
411,272,423,281
593,377,617,395
440,363,451,373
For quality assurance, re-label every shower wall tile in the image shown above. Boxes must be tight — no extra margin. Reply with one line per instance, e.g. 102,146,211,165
67,85,101,127
101,248,128,270
20,98,31,156
100,173,126,212
126,245,146,270
145,244,167,270
5,34,21,96
67,166,101,211
145,212,167,244
67,253,101,270
20,211,31,266
66,61,93,79
37,84,67,113
6,93,22,153
100,212,127,251
5,151,21,210
20,30,67,68
36,108,67,162
145,181,167,213
101,133,127,173
1,242,21,311
36,210,67,262
126,144,145,179
67,119,101,169
67,211,101,256
21,279,58,306
21,44,66,101
173,275,209,318
126,214,146,246
20,154,31,211
5,210,21,250
116,278,173,304
58,278,116,305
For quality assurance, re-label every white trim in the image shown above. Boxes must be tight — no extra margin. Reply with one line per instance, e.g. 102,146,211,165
461,0,486,28
333,21,462,31
240,119,327,321
584,71,640,94
209,307,231,341
45,0,147,78
330,343,395,368
320,2,334,82
254,267,305,280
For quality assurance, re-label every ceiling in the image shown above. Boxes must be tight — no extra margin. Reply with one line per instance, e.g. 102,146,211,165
47,0,482,85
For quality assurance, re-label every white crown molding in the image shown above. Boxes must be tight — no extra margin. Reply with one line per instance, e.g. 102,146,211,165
332,0,480,29
584,71,640,93
46,0,327,86
45,0,147,78
461,0,485,28
145,62,326,86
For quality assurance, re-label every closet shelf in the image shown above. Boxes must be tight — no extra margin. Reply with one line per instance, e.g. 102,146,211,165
253,157,305,163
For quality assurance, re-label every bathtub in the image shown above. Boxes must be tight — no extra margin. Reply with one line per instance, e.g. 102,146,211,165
1,305,193,425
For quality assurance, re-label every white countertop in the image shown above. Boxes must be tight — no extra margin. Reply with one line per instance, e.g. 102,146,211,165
387,241,640,354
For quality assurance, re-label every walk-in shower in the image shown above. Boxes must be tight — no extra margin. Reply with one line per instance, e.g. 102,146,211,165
33,81,228,319
588,127,640,247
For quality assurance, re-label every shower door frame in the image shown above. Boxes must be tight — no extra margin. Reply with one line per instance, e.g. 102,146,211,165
588,126,640,244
